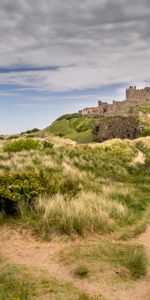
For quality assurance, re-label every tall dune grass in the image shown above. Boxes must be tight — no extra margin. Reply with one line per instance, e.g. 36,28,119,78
35,192,127,236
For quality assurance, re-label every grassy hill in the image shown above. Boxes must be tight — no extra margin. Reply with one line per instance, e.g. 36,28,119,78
43,111,150,143
44,113,97,143
0,135,150,239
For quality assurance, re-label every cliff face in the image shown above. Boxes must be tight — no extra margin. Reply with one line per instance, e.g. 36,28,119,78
95,116,143,142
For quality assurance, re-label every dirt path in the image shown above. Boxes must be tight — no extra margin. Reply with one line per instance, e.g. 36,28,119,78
134,150,145,164
0,225,150,300
113,226,150,300
0,225,111,299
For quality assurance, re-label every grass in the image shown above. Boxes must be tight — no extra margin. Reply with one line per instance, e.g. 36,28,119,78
0,136,150,240
60,242,148,280
0,258,99,300
44,113,96,143
74,266,89,278
0,134,150,295
34,191,128,237
3,138,40,153
136,104,150,113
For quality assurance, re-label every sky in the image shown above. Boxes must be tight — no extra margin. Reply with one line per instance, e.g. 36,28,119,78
0,0,150,134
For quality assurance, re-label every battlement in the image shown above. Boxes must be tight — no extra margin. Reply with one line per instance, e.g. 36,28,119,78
79,86,150,117
126,86,150,101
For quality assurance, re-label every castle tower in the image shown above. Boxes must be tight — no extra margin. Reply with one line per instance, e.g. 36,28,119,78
126,86,136,101
126,86,150,102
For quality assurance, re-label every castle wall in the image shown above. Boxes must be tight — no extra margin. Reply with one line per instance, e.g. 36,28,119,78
95,116,142,142
79,86,150,117
126,87,150,101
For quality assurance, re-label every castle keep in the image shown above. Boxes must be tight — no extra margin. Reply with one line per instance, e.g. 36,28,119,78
79,86,150,117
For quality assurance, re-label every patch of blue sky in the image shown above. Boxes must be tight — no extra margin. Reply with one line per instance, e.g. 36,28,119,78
0,82,126,134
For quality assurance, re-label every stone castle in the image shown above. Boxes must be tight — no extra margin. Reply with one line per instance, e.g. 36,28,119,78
79,86,150,116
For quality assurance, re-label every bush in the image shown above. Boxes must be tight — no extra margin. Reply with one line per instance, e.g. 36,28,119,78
3,138,40,153
0,173,43,215
60,177,81,198
42,140,54,149
74,266,89,278
21,128,40,135
0,135,5,140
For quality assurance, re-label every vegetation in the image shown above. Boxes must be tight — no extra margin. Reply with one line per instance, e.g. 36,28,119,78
0,134,150,295
44,113,97,143
136,104,150,113
35,191,128,236
74,266,89,278
0,258,95,300
3,138,40,153
0,136,150,240
21,128,40,135
60,242,148,280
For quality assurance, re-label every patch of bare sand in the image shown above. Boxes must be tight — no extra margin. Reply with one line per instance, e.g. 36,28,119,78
134,150,145,164
0,224,150,300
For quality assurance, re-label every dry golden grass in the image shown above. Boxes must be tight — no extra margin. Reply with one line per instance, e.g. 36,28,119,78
134,136,150,149
36,191,127,236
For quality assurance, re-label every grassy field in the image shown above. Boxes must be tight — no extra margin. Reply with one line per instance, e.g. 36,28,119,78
0,136,150,239
0,135,150,298
60,242,148,281
0,256,97,300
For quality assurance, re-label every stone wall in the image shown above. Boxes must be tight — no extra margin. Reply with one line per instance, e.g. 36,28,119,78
126,86,150,101
79,86,150,117
95,116,143,142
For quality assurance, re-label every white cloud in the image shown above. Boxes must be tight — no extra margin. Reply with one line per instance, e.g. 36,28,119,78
0,0,150,91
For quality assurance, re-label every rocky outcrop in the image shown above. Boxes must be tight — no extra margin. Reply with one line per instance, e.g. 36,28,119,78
95,116,143,142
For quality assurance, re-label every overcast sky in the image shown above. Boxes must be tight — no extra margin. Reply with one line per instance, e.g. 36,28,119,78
0,0,150,133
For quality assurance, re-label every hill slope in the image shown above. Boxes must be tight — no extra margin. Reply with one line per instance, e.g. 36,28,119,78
43,112,150,143
44,113,97,143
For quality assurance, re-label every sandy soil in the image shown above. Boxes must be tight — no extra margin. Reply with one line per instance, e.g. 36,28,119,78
134,150,145,164
0,225,150,300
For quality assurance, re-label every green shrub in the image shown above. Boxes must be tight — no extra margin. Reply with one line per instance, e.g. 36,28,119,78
21,128,40,135
3,138,40,153
74,266,89,278
0,173,43,215
39,169,62,195
0,135,5,140
60,177,81,198
42,140,54,149
7,135,19,140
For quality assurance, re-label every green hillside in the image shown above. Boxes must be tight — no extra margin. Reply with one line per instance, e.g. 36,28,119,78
44,113,150,143
136,104,150,113
44,113,97,143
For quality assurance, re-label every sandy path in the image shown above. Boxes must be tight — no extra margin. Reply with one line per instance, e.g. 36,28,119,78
0,225,150,300
134,150,145,165
134,150,145,164
0,225,111,299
